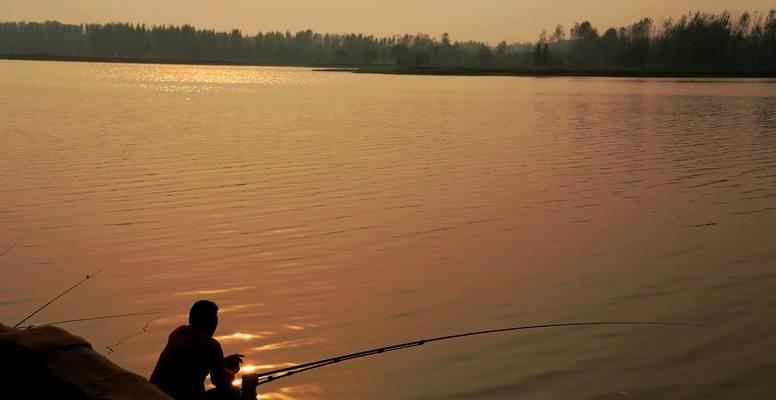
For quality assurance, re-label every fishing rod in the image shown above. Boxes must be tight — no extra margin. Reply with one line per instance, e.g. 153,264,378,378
18,311,165,329
252,321,704,386
0,233,28,258
14,270,102,328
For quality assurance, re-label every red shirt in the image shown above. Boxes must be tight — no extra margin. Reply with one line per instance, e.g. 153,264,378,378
150,325,232,400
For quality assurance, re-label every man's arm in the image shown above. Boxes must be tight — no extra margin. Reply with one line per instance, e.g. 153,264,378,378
208,341,233,389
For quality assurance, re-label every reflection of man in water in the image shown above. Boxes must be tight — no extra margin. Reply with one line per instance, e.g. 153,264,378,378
151,300,244,400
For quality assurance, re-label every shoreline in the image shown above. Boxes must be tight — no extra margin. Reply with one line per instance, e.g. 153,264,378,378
2,54,775,78
319,66,776,78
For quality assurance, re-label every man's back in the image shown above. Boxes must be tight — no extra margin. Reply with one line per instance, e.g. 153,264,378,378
151,325,224,400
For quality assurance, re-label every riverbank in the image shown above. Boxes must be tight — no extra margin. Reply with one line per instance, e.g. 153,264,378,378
0,323,170,399
319,66,776,78
2,53,775,78
0,53,315,67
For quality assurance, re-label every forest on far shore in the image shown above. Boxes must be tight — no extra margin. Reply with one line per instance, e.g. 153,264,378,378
1,10,775,72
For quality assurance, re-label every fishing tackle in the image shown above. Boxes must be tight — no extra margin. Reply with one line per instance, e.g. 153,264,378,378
247,321,704,388
18,311,164,329
0,233,27,258
14,270,102,328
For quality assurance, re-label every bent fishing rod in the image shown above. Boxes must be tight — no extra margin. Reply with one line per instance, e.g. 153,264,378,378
13,270,102,328
251,321,704,386
12,270,163,330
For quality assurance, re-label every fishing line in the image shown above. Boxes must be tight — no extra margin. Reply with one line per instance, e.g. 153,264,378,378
18,311,165,329
13,270,102,328
104,313,165,356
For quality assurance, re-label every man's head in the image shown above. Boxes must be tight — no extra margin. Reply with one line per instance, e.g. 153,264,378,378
189,300,219,336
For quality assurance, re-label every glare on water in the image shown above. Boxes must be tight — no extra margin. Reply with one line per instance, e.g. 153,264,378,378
1,60,775,399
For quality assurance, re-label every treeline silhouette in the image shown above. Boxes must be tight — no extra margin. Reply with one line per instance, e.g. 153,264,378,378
1,10,775,71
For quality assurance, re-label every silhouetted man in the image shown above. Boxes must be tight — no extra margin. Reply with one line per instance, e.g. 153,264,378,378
151,300,243,400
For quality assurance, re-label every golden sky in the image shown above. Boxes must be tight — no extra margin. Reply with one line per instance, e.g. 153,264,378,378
1,0,773,44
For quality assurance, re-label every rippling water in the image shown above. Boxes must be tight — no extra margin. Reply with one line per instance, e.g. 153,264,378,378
1,60,775,399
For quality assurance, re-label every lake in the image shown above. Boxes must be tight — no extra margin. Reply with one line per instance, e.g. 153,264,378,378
1,60,775,399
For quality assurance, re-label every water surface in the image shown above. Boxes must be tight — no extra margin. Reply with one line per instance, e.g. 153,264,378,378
1,60,775,399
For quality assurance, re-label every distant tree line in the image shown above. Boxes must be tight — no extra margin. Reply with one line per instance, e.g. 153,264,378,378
1,10,775,71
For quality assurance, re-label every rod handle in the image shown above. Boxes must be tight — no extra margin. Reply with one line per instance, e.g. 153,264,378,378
241,373,259,400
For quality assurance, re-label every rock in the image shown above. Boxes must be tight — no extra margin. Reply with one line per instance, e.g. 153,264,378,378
0,323,171,399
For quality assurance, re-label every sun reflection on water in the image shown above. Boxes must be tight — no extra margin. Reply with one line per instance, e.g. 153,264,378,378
240,363,296,374
175,286,253,296
215,331,273,342
252,338,326,352
264,384,324,400
217,303,265,314
91,64,324,94
284,325,305,331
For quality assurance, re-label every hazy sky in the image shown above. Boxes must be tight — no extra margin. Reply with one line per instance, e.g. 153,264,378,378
1,0,773,44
